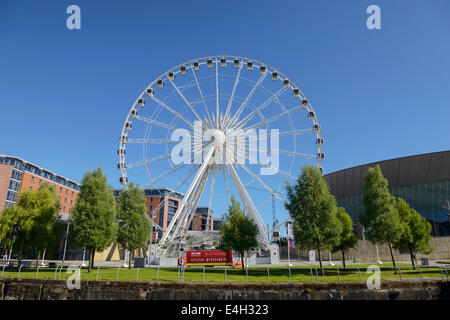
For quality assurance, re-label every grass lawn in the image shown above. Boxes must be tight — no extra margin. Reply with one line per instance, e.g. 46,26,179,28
1,264,448,283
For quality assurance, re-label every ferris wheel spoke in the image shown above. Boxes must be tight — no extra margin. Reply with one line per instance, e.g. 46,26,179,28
223,156,269,243
142,162,190,189
236,161,285,205
233,87,288,129
225,147,284,204
150,142,206,188
279,129,314,136
223,63,243,129
277,150,316,159
127,153,171,169
189,62,214,129
226,70,268,129
150,95,194,129
244,103,305,131
215,59,220,128
148,164,200,220
127,138,180,144
134,115,177,131
231,144,297,181
257,195,274,209
168,78,205,126
221,164,231,206
205,166,217,231
244,177,256,188
244,145,316,160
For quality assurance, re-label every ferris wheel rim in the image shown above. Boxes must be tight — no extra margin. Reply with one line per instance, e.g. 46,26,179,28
118,55,324,189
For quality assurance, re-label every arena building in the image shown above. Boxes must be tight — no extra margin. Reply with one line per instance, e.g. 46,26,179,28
324,150,450,237
0,155,80,215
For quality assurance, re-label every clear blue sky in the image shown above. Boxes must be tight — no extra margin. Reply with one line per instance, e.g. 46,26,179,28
1,1,449,227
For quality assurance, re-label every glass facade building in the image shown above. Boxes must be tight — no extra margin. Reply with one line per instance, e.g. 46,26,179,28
324,151,450,237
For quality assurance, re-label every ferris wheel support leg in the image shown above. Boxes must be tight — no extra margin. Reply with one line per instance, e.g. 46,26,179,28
159,147,215,245
224,161,270,249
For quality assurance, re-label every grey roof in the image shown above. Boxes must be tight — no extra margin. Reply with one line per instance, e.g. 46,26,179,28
324,150,450,198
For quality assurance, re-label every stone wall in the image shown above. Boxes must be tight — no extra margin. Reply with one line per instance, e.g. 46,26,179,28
280,236,450,263
0,278,449,300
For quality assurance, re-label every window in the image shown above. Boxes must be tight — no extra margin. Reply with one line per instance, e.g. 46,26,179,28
60,187,62,193
31,177,34,183
70,200,72,205
39,180,42,185
29,186,32,190
64,198,67,204
63,206,65,213
65,189,68,195
149,205,153,210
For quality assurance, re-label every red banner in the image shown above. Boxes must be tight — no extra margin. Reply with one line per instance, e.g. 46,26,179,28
186,250,233,266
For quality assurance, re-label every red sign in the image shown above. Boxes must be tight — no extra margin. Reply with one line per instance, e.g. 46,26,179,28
186,250,233,266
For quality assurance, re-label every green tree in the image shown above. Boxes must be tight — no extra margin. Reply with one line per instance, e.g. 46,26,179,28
116,183,150,269
0,206,20,257
24,183,60,265
72,167,117,272
220,196,259,274
395,198,432,269
285,165,341,275
361,165,402,270
331,207,358,268
0,184,60,265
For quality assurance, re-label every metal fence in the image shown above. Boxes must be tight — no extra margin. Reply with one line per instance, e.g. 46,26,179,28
1,261,449,284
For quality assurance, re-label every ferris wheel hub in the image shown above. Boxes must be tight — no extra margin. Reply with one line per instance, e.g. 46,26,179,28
210,129,226,148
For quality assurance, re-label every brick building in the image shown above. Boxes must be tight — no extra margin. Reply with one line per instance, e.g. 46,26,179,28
114,188,214,234
0,155,80,215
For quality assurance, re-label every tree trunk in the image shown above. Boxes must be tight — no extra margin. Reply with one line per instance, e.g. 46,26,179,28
388,242,397,273
317,248,324,276
88,247,95,273
36,250,41,268
408,244,416,270
129,250,133,269
18,237,25,266
341,249,346,269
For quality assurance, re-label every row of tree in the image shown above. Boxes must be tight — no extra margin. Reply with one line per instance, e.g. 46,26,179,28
0,168,151,272
284,165,432,274
361,165,432,269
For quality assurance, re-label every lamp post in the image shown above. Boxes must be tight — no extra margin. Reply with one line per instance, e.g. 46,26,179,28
375,244,382,264
61,212,71,267
40,248,47,267
80,247,87,267
328,250,335,266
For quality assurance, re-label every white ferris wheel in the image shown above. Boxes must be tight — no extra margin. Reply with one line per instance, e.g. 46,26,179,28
118,55,324,257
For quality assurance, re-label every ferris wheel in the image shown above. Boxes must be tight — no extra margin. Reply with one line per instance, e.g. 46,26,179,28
118,55,324,256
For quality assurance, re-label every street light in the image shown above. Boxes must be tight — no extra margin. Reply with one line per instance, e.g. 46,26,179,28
61,212,71,267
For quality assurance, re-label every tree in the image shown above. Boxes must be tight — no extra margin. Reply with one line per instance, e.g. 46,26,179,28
395,198,432,269
331,207,358,268
285,165,341,275
0,206,20,258
361,165,402,270
71,167,117,272
0,184,59,265
24,183,60,265
116,183,150,269
220,196,259,274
